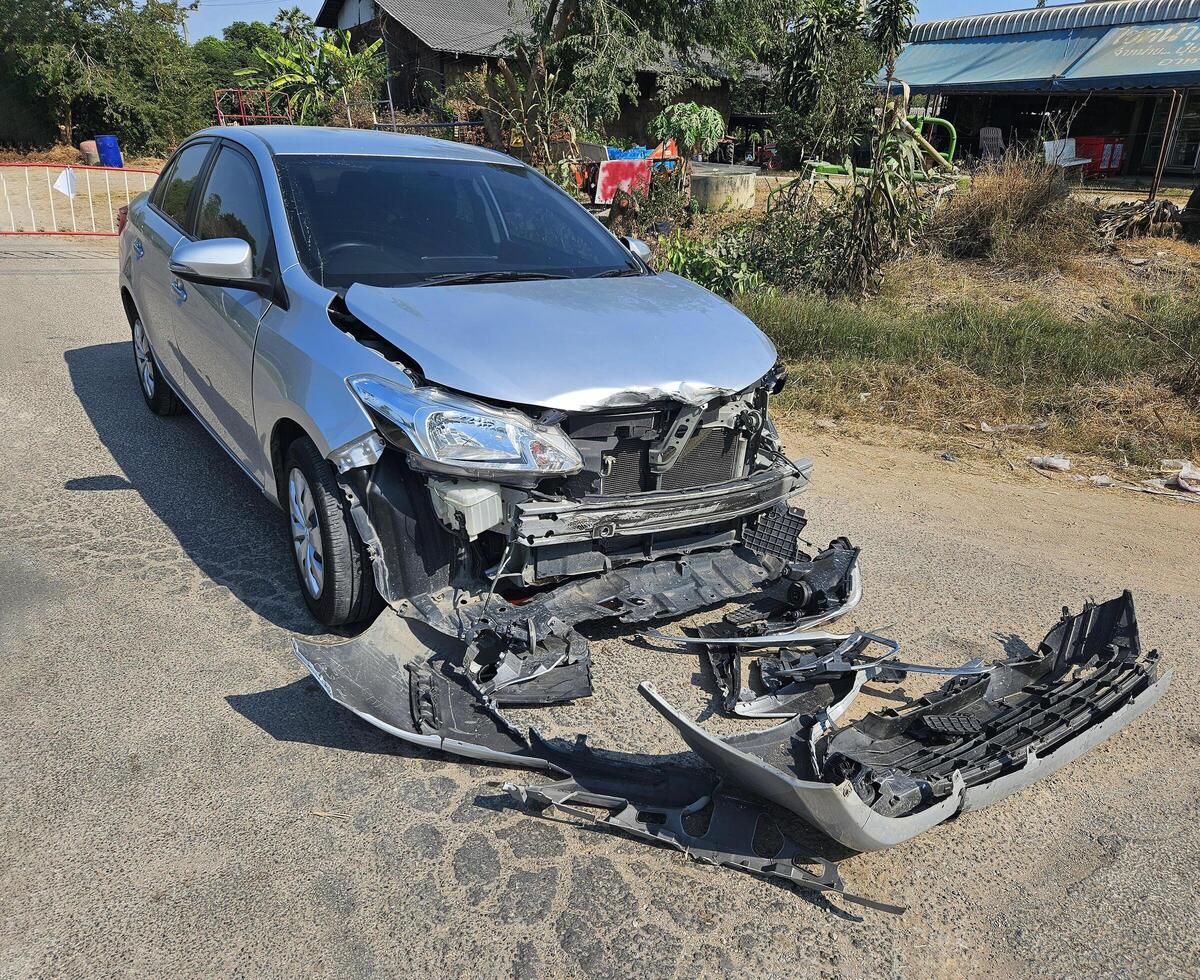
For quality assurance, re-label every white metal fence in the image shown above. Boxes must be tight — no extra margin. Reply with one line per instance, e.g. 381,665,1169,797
0,163,160,236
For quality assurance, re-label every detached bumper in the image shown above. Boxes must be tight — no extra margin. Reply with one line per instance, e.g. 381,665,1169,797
640,592,1171,851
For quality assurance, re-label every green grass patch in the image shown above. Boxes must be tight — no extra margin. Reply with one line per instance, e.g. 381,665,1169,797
738,291,1200,466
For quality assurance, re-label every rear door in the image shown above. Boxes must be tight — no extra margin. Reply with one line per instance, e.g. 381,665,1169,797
175,141,276,471
132,140,213,384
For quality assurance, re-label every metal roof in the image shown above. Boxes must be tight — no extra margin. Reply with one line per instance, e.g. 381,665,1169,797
911,0,1200,42
377,0,528,55
315,0,527,55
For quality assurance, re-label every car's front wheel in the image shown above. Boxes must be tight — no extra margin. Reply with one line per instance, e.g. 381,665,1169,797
132,317,183,416
284,436,377,627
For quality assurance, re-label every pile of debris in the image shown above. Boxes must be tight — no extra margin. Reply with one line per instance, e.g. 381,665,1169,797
1095,198,1180,242
294,527,1170,914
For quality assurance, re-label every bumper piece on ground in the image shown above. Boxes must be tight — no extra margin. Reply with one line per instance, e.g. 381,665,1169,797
461,538,840,707
642,592,1171,851
504,736,903,915
292,613,557,770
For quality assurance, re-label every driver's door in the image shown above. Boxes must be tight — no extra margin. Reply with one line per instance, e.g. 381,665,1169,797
175,142,275,471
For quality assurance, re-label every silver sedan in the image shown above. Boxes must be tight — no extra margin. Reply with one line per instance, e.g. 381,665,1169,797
119,126,822,704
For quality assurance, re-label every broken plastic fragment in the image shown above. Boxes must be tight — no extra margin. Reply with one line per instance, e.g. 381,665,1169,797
640,593,1170,851
1029,454,1072,472
505,736,902,914
292,611,556,770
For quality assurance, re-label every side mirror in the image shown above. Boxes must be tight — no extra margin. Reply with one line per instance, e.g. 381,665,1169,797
170,238,255,286
621,236,653,264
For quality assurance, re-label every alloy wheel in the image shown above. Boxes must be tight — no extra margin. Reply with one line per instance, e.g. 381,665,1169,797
133,320,155,398
288,467,325,599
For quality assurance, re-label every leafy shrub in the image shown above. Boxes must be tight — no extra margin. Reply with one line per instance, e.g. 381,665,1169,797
659,231,766,298
928,152,1094,269
607,166,695,238
648,103,725,162
772,35,878,168
751,107,936,297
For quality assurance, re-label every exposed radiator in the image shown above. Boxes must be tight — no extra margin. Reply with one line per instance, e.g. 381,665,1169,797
596,428,747,496
659,427,744,491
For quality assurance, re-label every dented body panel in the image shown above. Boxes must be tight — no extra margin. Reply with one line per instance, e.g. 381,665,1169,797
342,274,779,412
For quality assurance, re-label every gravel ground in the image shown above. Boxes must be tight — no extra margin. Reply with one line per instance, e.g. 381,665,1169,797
1,237,1197,979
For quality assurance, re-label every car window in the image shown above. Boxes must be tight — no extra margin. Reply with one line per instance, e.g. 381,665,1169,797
155,142,210,229
195,146,271,276
275,154,640,289
149,157,178,210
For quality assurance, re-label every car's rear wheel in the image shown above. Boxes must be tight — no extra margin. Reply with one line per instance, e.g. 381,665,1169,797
132,317,183,416
284,436,376,627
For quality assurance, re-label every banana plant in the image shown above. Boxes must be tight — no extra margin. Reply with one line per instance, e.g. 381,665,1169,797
236,31,385,124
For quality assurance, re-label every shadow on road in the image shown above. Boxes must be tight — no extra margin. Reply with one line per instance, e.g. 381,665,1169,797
64,340,318,634
225,678,434,759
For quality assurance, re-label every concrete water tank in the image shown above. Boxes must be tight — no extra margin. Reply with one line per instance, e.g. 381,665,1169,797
689,163,758,212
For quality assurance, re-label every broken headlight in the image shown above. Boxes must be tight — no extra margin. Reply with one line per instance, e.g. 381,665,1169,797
347,375,582,479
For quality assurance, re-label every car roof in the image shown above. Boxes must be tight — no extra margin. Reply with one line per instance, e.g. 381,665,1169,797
197,126,522,166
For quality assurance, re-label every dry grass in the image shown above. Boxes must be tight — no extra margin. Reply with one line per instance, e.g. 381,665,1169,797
928,154,1095,271
774,358,1200,468
742,268,1200,467
0,145,165,170
880,238,1200,321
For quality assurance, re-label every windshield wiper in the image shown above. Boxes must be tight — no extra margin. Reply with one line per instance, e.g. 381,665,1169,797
415,271,571,287
589,266,644,279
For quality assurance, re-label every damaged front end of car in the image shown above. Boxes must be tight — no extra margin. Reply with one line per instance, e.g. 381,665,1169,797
292,354,1170,912
306,359,859,710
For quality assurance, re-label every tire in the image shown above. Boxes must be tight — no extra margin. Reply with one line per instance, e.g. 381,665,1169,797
132,316,184,416
283,435,377,627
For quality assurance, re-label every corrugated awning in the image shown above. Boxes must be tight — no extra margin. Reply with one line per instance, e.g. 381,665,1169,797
894,16,1200,92
892,27,1107,92
1057,19,1200,89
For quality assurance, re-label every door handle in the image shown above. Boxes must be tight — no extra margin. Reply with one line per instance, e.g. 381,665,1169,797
133,239,144,259
171,280,188,303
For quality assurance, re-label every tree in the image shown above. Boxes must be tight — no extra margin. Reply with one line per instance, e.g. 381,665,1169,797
464,0,790,172
867,0,917,80
0,0,209,150
237,30,386,124
271,7,317,44
766,0,926,295
649,102,724,185
771,0,917,166
194,20,284,91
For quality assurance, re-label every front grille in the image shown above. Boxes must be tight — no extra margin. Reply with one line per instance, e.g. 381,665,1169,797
659,427,743,491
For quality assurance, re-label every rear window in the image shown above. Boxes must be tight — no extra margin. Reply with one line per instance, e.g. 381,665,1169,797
153,142,210,230
274,154,638,289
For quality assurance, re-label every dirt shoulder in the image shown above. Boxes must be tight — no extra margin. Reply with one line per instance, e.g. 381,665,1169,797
782,425,1200,598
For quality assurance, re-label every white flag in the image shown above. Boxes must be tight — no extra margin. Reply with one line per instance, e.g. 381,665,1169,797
53,167,77,199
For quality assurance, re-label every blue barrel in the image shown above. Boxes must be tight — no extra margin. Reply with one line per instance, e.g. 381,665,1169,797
95,135,124,168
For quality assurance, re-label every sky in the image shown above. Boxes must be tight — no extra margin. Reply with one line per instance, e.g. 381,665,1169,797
185,1,1072,42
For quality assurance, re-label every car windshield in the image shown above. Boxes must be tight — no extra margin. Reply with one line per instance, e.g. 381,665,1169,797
274,154,642,289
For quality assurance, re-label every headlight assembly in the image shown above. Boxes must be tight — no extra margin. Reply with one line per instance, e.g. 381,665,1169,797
347,375,582,480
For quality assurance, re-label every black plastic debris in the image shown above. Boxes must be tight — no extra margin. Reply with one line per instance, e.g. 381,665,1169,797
505,736,903,915
642,592,1172,851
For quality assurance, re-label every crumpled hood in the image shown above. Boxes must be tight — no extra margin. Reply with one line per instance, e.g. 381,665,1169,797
342,273,778,411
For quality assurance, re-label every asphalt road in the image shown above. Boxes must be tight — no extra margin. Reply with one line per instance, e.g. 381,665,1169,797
1,236,1197,978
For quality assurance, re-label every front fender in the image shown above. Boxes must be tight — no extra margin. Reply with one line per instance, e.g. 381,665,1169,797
252,270,414,503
